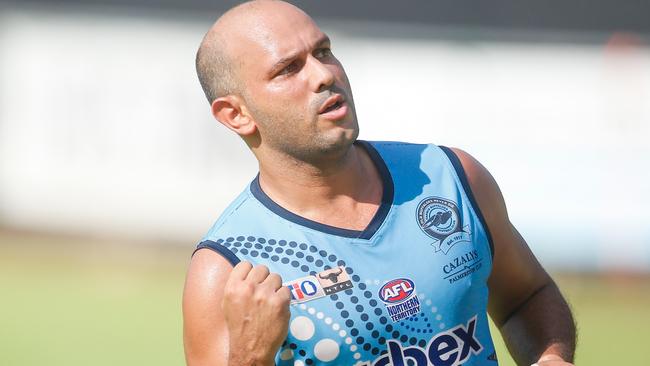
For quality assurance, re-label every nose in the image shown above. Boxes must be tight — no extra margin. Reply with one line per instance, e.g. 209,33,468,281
308,55,335,93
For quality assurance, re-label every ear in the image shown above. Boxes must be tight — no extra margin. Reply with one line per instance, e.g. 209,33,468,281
211,95,257,136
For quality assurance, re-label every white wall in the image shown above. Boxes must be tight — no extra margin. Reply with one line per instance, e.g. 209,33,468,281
1,8,648,270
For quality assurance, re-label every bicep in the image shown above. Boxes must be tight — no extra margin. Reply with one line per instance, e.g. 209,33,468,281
450,147,551,327
183,248,234,366
486,221,549,326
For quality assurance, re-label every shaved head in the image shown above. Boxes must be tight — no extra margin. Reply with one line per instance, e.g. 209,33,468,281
195,29,236,103
196,0,309,103
195,2,248,103
195,0,358,162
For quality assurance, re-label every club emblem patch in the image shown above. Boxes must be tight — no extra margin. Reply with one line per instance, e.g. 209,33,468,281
417,197,472,254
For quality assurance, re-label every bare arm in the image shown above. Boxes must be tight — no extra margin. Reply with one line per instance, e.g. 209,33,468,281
451,147,576,366
183,249,291,366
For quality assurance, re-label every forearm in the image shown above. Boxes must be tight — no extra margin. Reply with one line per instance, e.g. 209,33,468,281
227,342,277,366
228,353,276,366
498,281,576,366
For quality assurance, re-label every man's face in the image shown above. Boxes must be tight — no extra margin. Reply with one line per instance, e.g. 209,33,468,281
233,6,358,162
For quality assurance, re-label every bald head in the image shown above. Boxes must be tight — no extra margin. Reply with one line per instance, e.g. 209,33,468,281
195,0,358,161
195,0,313,104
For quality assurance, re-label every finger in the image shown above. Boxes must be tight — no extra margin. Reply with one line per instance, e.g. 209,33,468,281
261,272,283,290
246,264,270,283
229,261,253,282
276,285,292,301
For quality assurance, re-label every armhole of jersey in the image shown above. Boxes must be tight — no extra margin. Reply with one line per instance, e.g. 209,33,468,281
193,240,241,266
439,146,495,259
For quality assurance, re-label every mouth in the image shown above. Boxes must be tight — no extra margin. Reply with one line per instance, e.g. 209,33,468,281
318,94,345,115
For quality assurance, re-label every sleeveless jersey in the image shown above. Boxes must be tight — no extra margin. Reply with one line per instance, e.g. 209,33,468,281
197,141,498,366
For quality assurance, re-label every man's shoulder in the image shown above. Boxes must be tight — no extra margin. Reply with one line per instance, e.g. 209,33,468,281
202,184,259,239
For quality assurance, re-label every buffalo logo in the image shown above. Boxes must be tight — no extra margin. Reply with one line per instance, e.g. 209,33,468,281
417,197,472,254
318,267,343,283
316,266,353,295
378,278,420,322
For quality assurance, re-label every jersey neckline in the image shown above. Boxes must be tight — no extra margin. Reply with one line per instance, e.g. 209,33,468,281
249,140,394,240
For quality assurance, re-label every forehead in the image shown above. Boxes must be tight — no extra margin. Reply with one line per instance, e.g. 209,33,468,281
231,11,326,75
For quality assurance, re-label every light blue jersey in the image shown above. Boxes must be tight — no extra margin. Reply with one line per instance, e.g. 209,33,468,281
197,141,498,365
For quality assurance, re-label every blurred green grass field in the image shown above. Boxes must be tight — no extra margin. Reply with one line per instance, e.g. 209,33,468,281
1,230,648,365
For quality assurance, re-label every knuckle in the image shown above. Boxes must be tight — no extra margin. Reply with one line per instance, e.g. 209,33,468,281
236,261,252,271
254,264,270,276
277,287,292,302
268,273,282,284
239,260,252,267
252,288,266,300
229,281,253,299
242,281,255,294
270,297,287,311
224,282,238,295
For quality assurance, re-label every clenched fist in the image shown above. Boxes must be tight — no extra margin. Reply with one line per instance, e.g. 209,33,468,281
222,261,292,366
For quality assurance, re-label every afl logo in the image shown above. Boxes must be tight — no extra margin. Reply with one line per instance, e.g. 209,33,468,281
417,197,460,236
379,278,415,304
378,278,421,322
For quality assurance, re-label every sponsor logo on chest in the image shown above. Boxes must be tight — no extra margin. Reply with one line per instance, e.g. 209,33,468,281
283,266,353,304
443,249,483,284
378,278,421,322
285,275,325,303
356,315,483,366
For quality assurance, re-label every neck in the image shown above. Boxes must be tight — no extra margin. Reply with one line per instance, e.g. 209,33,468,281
256,142,384,231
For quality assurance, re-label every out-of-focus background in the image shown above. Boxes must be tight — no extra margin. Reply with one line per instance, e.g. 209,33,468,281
1,0,648,364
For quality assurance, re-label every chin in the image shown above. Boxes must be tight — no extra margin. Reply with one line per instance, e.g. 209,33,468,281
328,120,359,143
314,128,358,157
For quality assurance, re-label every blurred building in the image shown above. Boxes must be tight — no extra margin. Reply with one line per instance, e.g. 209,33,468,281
0,0,649,271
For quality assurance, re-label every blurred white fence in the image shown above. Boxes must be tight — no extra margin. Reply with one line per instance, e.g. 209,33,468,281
0,7,648,270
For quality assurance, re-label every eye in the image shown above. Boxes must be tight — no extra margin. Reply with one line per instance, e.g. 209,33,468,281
278,61,299,76
314,47,332,59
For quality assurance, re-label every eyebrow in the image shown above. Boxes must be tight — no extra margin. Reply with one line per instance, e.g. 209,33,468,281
268,34,331,75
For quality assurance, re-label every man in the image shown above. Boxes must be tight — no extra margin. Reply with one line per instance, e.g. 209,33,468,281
183,1,576,365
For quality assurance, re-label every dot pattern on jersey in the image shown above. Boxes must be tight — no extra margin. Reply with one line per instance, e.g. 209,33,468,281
218,236,440,361
280,339,313,365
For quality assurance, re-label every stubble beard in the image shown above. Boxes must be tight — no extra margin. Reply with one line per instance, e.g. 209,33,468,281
247,94,359,165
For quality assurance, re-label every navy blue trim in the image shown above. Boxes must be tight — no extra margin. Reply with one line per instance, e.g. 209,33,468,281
249,140,394,240
194,240,241,266
439,146,495,259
